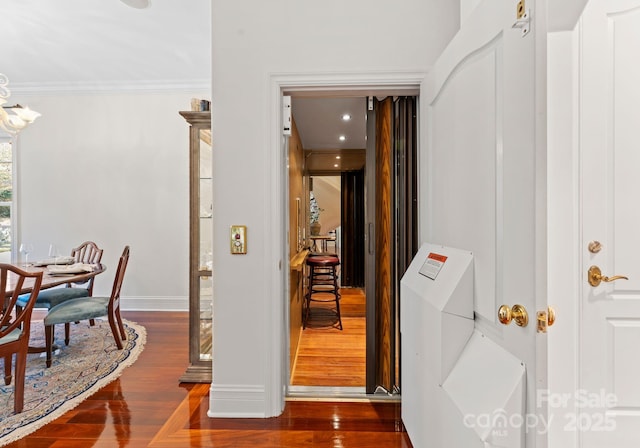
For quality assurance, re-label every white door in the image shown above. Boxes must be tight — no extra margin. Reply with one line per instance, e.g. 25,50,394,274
422,0,546,447
580,0,640,446
423,0,546,446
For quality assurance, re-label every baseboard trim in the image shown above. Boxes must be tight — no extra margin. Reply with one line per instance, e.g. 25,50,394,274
207,384,266,418
121,296,188,312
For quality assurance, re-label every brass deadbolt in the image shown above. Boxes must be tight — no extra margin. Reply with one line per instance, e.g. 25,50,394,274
588,241,602,253
498,304,529,327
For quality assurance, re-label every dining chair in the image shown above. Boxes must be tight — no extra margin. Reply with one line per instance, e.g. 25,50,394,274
43,246,129,368
0,264,43,413
17,241,104,346
68,240,104,296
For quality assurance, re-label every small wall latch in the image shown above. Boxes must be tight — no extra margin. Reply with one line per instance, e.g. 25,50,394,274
512,0,531,37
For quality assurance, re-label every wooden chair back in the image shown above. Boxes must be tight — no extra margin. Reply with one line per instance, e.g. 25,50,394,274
0,265,43,338
0,264,43,413
70,241,104,294
108,246,130,314
71,241,104,264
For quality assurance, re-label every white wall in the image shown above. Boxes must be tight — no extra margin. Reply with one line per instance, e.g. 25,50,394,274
13,90,207,310
460,0,482,24
311,176,340,235
210,0,460,417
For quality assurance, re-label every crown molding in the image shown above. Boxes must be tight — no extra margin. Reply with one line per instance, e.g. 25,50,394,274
10,79,210,95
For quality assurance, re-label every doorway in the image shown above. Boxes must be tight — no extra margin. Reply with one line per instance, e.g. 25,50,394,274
286,94,418,396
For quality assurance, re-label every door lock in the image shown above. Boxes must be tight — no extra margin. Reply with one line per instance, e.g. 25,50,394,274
588,240,603,253
537,307,556,333
498,304,529,327
587,265,628,287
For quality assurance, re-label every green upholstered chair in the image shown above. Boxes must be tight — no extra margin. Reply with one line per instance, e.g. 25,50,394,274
0,264,43,413
17,241,104,346
44,246,129,368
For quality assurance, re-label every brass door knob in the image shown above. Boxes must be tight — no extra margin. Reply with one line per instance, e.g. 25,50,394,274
587,265,628,287
498,304,529,327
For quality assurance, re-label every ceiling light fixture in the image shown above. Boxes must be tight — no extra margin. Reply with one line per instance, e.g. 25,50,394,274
339,135,346,141
0,74,40,135
342,114,351,121
336,156,341,159
120,0,151,9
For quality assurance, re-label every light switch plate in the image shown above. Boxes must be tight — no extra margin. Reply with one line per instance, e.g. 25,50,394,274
230,225,247,254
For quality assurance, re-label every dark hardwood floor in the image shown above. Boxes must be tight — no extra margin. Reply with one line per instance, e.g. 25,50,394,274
6,311,412,447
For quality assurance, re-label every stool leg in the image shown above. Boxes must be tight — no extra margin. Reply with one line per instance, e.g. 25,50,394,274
332,266,343,330
303,265,314,329
304,259,342,329
303,290,310,329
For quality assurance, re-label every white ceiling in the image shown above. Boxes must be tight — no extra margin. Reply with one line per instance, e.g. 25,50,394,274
2,0,365,171
292,96,367,173
292,97,366,150
1,0,211,89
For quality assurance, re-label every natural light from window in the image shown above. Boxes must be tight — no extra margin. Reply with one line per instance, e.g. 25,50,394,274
0,141,13,261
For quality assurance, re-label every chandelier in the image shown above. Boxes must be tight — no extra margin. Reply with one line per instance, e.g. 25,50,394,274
0,73,40,135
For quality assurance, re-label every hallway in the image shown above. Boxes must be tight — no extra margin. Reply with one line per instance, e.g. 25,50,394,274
291,288,366,387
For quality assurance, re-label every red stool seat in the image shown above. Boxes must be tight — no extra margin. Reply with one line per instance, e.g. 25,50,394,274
306,255,339,266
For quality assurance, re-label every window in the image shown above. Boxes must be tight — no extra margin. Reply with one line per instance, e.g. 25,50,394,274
0,141,13,261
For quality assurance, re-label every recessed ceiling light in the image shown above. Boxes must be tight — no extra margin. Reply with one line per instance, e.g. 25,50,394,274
339,135,346,141
334,164,339,168
336,156,341,159
342,114,351,121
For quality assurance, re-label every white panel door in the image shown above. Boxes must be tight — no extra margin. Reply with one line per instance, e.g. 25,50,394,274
580,0,640,446
423,0,545,446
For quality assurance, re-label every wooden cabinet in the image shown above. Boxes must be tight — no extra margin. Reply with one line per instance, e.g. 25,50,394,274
179,111,212,383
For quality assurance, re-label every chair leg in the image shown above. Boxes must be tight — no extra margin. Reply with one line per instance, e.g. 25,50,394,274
3,354,12,386
115,308,126,341
45,324,55,368
14,350,26,413
108,313,123,349
64,322,71,346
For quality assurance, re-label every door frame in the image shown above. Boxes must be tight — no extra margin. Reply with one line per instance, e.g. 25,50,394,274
267,72,423,408
547,29,581,448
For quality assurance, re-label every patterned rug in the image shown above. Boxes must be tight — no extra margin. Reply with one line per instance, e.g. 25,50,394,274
0,318,146,446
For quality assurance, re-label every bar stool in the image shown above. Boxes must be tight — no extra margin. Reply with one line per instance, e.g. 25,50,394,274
304,254,342,330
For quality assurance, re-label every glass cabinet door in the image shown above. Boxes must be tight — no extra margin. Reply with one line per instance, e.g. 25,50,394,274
179,110,212,382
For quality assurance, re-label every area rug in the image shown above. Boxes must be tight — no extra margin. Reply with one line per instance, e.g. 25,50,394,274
0,318,146,446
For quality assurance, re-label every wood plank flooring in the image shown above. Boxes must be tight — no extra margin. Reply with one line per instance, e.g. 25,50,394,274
6,310,412,447
291,288,366,387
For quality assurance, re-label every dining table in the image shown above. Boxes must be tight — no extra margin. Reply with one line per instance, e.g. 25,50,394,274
2,262,107,353
5,262,106,296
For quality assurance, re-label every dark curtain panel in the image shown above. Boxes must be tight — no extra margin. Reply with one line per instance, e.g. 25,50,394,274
393,97,418,294
340,170,365,287
392,96,418,391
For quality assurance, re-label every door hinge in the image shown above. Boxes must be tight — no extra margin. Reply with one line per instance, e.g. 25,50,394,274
283,95,291,136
